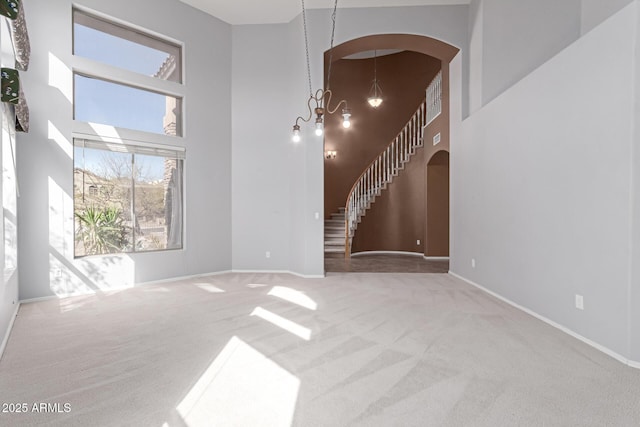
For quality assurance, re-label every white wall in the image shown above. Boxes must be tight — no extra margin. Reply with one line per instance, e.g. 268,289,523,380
231,5,469,276
0,15,19,352
581,0,634,35
17,0,232,300
452,4,637,360
474,0,581,107
231,23,296,271
630,0,640,363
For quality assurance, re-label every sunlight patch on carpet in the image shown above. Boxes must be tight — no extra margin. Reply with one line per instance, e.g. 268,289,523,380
268,286,317,310
177,336,299,426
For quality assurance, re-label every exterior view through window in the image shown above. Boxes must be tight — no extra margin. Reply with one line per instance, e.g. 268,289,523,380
74,140,184,256
72,9,185,257
74,74,182,136
73,9,182,83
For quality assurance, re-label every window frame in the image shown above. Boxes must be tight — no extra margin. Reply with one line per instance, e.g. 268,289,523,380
71,6,187,257
72,8,183,83
73,137,186,258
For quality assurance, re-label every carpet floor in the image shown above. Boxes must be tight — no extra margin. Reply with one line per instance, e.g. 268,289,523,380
0,272,639,426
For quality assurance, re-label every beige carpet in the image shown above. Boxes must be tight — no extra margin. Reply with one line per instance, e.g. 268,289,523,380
1,272,639,426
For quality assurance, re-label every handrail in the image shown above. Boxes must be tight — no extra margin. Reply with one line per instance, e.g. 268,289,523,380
344,71,442,257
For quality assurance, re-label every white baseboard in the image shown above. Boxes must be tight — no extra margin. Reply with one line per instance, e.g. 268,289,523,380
20,269,324,305
0,302,20,361
351,251,424,257
135,270,233,287
423,256,450,260
232,269,325,279
448,271,640,370
20,295,58,304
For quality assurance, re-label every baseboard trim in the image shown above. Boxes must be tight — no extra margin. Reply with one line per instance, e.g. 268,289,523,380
232,269,325,279
351,251,424,257
0,302,20,361
135,270,233,287
20,269,324,304
20,295,58,304
423,256,450,260
448,271,640,370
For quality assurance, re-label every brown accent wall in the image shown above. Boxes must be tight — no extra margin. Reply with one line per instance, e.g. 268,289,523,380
324,35,458,256
324,51,441,220
426,150,450,256
350,145,426,252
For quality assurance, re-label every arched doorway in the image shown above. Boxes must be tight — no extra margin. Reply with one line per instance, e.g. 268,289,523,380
426,150,450,257
323,34,457,271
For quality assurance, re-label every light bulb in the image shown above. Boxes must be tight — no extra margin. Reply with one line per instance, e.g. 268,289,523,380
342,109,351,129
315,121,324,136
291,125,301,142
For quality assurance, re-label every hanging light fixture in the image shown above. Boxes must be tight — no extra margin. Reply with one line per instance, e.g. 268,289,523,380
367,50,383,108
291,0,351,143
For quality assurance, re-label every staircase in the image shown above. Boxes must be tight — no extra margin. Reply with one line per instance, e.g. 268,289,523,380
324,207,346,253
344,71,442,257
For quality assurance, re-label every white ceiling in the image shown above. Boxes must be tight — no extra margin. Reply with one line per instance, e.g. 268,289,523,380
179,0,470,25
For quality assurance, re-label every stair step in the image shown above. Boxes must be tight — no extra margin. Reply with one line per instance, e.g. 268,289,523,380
324,247,345,253
325,221,344,228
325,232,344,238
325,242,345,248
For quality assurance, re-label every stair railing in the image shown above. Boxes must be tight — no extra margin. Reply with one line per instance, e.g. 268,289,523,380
344,71,442,257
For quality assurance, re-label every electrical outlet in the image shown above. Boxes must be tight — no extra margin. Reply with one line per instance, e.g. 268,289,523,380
471,258,476,268
575,294,584,310
417,239,421,245
265,251,271,259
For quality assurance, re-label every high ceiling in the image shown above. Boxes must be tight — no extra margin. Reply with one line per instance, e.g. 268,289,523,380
179,0,470,25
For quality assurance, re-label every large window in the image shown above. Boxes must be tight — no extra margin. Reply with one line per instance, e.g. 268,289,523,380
74,74,182,136
74,139,184,257
73,9,182,83
72,9,185,257
73,8,183,136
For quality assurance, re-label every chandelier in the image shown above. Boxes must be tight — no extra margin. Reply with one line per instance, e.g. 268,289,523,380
367,50,383,108
291,0,351,143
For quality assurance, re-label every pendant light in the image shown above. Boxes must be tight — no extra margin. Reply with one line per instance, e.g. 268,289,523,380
291,0,351,142
367,50,383,108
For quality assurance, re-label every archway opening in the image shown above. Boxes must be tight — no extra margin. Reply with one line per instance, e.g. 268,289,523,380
426,150,450,257
322,34,458,271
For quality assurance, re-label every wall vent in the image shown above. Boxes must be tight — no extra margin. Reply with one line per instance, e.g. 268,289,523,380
433,133,441,146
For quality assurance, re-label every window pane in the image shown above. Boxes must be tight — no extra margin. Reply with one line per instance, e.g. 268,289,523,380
73,140,184,257
134,154,183,252
74,74,182,136
73,10,182,83
74,147,134,256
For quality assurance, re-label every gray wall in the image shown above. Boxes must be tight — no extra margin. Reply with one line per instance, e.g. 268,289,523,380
630,0,640,363
17,0,232,300
476,0,582,107
452,3,637,360
231,23,296,272
469,0,634,111
581,0,634,34
0,9,22,346
230,5,469,276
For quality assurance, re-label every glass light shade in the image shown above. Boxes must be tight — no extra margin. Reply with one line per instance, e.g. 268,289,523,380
368,77,383,108
291,125,301,142
367,97,383,108
315,121,324,136
342,110,351,128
